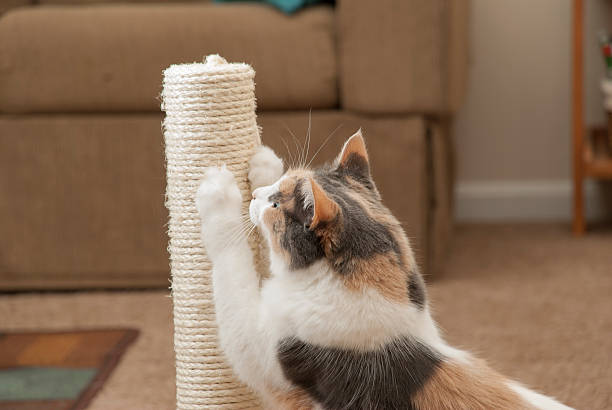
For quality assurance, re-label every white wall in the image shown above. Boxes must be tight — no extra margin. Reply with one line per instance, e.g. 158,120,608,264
454,0,611,221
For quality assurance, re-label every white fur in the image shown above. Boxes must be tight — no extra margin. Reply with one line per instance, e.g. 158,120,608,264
196,146,573,409
508,382,574,410
196,165,289,407
248,145,284,190
250,178,282,226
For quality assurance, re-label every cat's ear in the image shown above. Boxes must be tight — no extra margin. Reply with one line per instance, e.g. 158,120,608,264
306,177,339,229
336,129,370,179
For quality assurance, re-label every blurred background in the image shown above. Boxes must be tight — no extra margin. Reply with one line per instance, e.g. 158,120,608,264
0,0,610,409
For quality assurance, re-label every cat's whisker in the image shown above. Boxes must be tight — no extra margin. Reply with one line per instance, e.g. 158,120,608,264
279,135,296,168
235,219,251,228
222,225,248,245
293,122,308,167
244,224,257,240
222,223,253,248
291,133,303,169
219,218,259,251
222,219,253,242
304,108,312,168
306,123,343,168
282,123,305,168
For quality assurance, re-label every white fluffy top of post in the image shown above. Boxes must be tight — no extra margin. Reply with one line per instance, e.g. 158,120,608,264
163,54,254,81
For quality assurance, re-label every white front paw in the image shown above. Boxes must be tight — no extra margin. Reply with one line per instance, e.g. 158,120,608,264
196,166,242,220
248,146,284,190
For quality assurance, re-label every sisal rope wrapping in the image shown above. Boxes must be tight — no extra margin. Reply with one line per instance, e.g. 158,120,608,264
162,54,262,409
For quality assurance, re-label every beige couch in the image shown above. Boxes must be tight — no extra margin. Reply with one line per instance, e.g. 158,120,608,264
0,0,468,289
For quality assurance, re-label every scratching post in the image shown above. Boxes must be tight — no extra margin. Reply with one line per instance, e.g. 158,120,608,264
162,55,261,409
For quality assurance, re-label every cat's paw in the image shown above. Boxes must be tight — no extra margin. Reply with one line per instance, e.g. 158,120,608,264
248,146,284,190
196,166,242,220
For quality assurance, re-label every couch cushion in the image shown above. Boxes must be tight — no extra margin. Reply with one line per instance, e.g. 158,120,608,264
337,0,468,114
0,111,434,289
0,3,337,113
0,114,169,288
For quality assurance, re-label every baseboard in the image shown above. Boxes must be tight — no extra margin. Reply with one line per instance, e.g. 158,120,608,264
455,179,611,222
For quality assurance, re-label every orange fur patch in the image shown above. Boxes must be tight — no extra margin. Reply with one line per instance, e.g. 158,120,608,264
278,170,312,214
389,222,417,272
273,388,314,410
343,252,408,303
309,177,339,228
262,207,289,262
279,176,297,198
339,183,419,301
413,359,534,409
281,170,311,191
348,185,417,273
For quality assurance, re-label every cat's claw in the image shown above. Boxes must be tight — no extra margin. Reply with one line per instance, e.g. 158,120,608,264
249,146,284,190
196,166,242,219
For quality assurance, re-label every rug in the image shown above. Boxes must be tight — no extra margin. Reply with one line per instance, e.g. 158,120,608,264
0,329,138,410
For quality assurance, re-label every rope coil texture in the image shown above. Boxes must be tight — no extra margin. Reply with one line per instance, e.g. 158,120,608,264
162,54,262,409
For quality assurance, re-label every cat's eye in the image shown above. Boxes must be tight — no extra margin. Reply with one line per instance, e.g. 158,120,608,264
272,202,279,208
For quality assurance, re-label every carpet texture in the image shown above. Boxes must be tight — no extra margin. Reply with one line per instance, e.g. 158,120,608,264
429,225,612,410
0,224,609,409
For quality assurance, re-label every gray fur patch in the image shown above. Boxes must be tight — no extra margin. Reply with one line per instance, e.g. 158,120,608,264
407,272,427,309
280,212,324,270
277,336,441,409
275,165,406,276
338,152,371,183
316,173,400,274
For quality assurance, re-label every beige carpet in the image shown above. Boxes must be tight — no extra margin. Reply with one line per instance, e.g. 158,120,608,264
429,224,612,410
0,224,610,409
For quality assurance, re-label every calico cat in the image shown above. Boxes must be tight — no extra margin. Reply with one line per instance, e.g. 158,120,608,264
196,130,573,409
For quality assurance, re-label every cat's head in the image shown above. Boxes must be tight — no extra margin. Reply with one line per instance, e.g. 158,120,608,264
250,130,420,301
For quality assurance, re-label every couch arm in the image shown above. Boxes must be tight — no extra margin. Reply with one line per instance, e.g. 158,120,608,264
337,0,469,115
